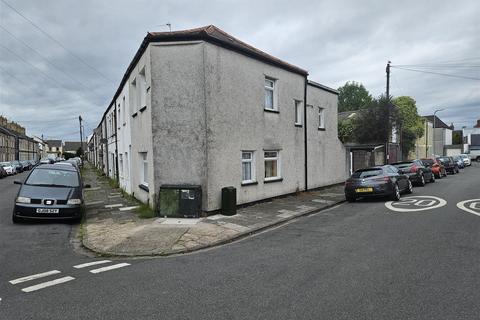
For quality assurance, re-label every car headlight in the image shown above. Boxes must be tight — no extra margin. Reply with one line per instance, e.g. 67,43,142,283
67,199,82,205
16,196,31,204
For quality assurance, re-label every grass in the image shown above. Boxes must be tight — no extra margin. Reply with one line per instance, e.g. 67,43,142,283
136,202,155,219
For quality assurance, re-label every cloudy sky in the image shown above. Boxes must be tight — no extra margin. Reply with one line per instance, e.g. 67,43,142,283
0,0,479,140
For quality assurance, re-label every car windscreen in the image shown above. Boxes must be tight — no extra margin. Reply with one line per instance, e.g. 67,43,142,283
25,168,79,187
352,169,383,178
438,157,450,163
421,159,434,165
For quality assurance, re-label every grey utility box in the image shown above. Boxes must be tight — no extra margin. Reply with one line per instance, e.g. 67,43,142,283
159,185,202,218
221,186,237,216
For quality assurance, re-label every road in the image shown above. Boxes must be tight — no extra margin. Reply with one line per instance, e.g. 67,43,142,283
1,164,479,319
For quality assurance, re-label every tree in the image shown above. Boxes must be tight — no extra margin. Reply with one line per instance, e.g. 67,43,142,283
452,131,463,144
338,81,373,112
392,96,424,158
352,95,396,144
76,147,84,157
338,118,355,143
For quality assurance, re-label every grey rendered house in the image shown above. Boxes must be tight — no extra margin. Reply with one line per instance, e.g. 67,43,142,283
91,25,347,213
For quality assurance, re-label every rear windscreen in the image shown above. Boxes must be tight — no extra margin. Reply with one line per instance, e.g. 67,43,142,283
352,169,383,178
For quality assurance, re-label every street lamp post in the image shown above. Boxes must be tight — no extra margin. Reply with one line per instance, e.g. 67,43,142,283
433,108,445,157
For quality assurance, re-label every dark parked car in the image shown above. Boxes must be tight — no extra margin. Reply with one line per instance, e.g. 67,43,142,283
20,160,32,171
40,157,55,164
392,159,435,186
437,156,459,174
345,165,412,202
11,160,24,173
12,164,84,223
0,166,6,178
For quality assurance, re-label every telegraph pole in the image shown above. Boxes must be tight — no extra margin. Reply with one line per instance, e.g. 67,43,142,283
385,61,391,164
79,115,83,158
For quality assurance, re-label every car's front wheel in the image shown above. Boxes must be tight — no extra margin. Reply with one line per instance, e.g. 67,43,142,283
346,195,356,202
430,173,435,183
12,214,22,224
419,174,426,186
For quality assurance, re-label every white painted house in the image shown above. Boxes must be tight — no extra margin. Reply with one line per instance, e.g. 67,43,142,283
90,25,347,213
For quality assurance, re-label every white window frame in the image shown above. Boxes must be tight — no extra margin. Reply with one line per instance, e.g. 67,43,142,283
131,78,137,114
241,151,255,184
140,152,148,187
264,150,281,181
294,100,302,125
264,77,277,111
318,107,325,129
138,67,147,109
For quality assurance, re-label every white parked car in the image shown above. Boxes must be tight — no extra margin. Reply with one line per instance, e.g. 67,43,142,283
459,154,471,166
0,162,16,175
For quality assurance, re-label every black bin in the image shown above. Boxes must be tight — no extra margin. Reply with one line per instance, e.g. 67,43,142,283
221,186,237,216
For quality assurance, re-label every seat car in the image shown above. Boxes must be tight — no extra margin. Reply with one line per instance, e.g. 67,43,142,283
345,165,412,202
437,156,459,174
0,162,16,175
12,164,84,223
420,158,446,178
459,154,471,166
55,161,79,171
452,155,465,169
392,159,435,186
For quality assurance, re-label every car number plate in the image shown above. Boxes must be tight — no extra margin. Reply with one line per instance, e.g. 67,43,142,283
36,208,59,214
355,187,373,193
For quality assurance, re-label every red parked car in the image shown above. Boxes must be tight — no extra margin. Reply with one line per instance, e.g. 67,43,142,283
420,158,447,178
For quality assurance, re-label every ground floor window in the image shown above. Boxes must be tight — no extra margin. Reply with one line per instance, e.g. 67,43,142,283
264,150,280,180
139,152,148,187
242,151,255,183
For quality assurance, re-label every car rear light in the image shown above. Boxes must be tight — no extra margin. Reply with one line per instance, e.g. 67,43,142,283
410,165,418,173
373,176,390,182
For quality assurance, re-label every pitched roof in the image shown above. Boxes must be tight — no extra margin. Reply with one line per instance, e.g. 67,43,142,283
98,25,309,129
424,115,452,129
307,80,339,95
46,140,62,147
64,141,82,151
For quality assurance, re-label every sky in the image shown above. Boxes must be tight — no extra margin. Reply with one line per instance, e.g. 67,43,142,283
0,0,479,141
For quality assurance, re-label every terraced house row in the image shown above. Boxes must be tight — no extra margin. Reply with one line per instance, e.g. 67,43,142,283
0,116,39,162
87,25,348,214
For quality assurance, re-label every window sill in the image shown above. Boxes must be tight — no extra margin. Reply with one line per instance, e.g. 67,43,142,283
295,123,303,127
139,105,147,113
132,112,138,118
139,184,149,192
264,108,279,114
264,177,283,184
318,127,326,131
241,181,258,186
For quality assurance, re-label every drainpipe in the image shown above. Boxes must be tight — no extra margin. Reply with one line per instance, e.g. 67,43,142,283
114,104,119,183
304,76,308,191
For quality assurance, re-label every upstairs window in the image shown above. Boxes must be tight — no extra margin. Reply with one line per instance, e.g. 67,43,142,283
318,107,325,129
138,67,147,109
294,100,302,126
264,77,277,111
130,78,137,114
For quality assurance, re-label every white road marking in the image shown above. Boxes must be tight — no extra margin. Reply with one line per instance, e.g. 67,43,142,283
312,199,335,204
85,200,104,206
21,276,75,293
456,199,480,217
105,203,123,208
73,260,112,269
9,270,61,285
89,263,130,274
385,196,447,212
119,206,139,211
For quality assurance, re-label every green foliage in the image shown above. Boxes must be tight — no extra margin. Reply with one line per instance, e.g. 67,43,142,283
338,118,355,143
393,96,425,158
63,152,76,160
136,203,155,219
353,95,396,144
76,147,84,157
338,81,373,112
452,131,462,144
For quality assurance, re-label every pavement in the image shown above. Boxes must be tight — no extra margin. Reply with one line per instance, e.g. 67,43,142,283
81,163,346,256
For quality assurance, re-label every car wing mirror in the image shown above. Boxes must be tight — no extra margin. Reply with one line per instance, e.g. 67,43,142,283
397,169,404,174
83,184,91,188
14,180,22,185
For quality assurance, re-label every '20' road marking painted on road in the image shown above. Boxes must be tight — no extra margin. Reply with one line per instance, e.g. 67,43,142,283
385,196,447,212
456,199,480,217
